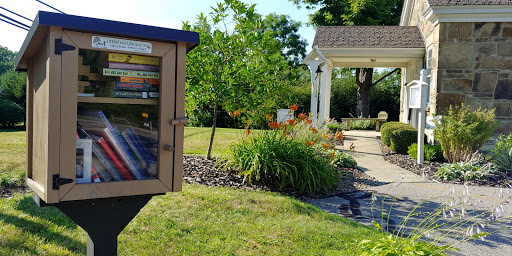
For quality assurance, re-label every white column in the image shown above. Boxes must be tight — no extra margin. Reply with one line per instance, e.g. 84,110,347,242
318,64,332,127
417,69,428,164
307,60,323,127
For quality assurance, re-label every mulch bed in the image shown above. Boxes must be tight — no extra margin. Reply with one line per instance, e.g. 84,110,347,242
378,139,512,187
1,156,382,201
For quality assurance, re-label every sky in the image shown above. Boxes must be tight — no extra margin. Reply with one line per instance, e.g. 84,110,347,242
0,0,317,53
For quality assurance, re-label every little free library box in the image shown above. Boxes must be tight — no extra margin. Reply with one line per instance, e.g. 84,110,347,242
15,11,200,204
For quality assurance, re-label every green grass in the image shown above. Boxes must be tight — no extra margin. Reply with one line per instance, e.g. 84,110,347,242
0,184,384,255
0,130,25,175
184,127,254,157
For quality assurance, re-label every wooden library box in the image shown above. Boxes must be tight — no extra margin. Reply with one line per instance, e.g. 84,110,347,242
14,11,200,204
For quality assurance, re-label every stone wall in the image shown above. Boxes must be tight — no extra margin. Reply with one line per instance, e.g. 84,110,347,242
436,22,512,133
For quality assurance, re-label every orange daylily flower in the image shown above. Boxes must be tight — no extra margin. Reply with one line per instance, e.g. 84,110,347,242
298,113,307,120
269,122,279,129
322,134,328,139
287,119,295,125
265,114,272,121
335,129,344,141
310,127,318,134
321,143,330,150
233,110,240,117
289,104,298,111
306,141,314,146
280,123,288,129
330,151,336,158
246,129,251,135
306,118,312,124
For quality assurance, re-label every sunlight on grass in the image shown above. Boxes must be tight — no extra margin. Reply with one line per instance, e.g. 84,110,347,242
184,127,256,157
0,131,26,175
0,184,383,255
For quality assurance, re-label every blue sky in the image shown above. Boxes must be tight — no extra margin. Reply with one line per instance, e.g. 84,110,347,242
0,0,317,53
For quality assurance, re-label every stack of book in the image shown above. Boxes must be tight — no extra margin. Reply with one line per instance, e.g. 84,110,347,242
77,110,157,182
104,53,160,99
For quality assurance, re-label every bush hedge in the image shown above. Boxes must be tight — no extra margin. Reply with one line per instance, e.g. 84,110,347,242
0,99,24,127
381,122,418,154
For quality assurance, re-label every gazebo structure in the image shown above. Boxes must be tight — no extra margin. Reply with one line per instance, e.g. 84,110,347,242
303,26,425,127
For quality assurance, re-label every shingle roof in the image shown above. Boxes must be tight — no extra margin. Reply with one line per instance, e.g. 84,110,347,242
428,0,512,6
313,26,425,48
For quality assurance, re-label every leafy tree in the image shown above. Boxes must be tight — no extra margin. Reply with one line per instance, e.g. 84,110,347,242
0,46,16,76
0,70,26,108
290,0,404,117
183,0,294,159
0,98,24,127
261,13,308,68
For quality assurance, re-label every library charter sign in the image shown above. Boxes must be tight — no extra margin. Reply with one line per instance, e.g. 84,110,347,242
92,35,152,54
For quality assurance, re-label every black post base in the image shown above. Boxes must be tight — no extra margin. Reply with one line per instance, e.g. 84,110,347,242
33,194,154,256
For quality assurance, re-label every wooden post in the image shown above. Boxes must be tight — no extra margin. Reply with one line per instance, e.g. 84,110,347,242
318,64,332,127
306,60,323,127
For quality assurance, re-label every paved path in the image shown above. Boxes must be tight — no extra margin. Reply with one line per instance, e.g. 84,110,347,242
310,130,512,256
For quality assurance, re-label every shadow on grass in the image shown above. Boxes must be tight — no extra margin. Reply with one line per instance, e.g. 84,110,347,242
0,211,85,254
184,129,211,139
16,196,78,229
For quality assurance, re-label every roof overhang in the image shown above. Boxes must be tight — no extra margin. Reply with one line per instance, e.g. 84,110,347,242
304,47,425,68
15,11,200,71
425,5,512,25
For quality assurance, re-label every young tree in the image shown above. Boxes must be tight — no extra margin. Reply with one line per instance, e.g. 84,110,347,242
290,0,404,117
184,0,293,159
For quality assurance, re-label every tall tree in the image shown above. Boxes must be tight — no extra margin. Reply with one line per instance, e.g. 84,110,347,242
0,70,26,108
184,0,293,159
291,0,404,117
261,13,308,68
0,46,16,76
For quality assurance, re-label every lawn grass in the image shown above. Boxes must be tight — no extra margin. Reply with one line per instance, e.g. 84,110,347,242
0,184,383,255
184,126,253,157
0,130,26,175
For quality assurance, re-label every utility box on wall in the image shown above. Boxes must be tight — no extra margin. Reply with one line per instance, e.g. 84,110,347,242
15,11,200,204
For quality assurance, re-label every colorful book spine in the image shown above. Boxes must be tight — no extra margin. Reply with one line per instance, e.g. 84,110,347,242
149,92,159,98
113,90,148,98
121,130,148,171
91,166,101,182
103,68,159,79
108,53,159,65
114,82,158,92
109,62,159,72
91,140,122,181
91,157,113,182
126,127,157,176
97,135,134,180
103,127,146,180
120,77,159,85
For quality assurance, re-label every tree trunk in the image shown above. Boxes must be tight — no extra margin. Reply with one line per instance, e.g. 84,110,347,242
206,101,218,160
355,68,374,117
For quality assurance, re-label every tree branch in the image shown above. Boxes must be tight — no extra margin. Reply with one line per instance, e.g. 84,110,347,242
372,68,400,87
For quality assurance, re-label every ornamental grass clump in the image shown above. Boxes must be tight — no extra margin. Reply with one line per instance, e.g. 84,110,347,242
224,130,339,195
361,183,511,255
490,133,512,176
436,152,498,181
434,104,498,163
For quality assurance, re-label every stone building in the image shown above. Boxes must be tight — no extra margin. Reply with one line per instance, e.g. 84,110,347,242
304,0,512,136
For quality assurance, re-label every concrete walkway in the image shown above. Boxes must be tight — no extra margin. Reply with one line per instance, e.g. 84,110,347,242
310,130,512,256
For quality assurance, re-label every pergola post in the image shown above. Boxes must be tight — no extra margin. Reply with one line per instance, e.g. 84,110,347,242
318,64,332,127
306,60,323,127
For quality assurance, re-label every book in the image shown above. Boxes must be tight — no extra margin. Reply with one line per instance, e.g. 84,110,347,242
121,130,149,173
103,68,160,79
78,125,123,181
113,90,149,98
149,92,159,98
108,53,159,66
114,82,158,92
78,93,95,97
109,62,159,72
76,139,93,184
120,77,159,85
126,127,157,176
91,157,113,182
97,133,134,180
91,166,101,183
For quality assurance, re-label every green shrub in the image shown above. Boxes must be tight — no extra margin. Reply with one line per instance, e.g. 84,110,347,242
327,123,346,133
408,143,445,162
436,153,498,181
330,151,357,168
350,119,376,130
223,130,339,195
490,133,512,175
434,104,498,163
360,233,444,256
380,122,410,146
0,99,24,127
